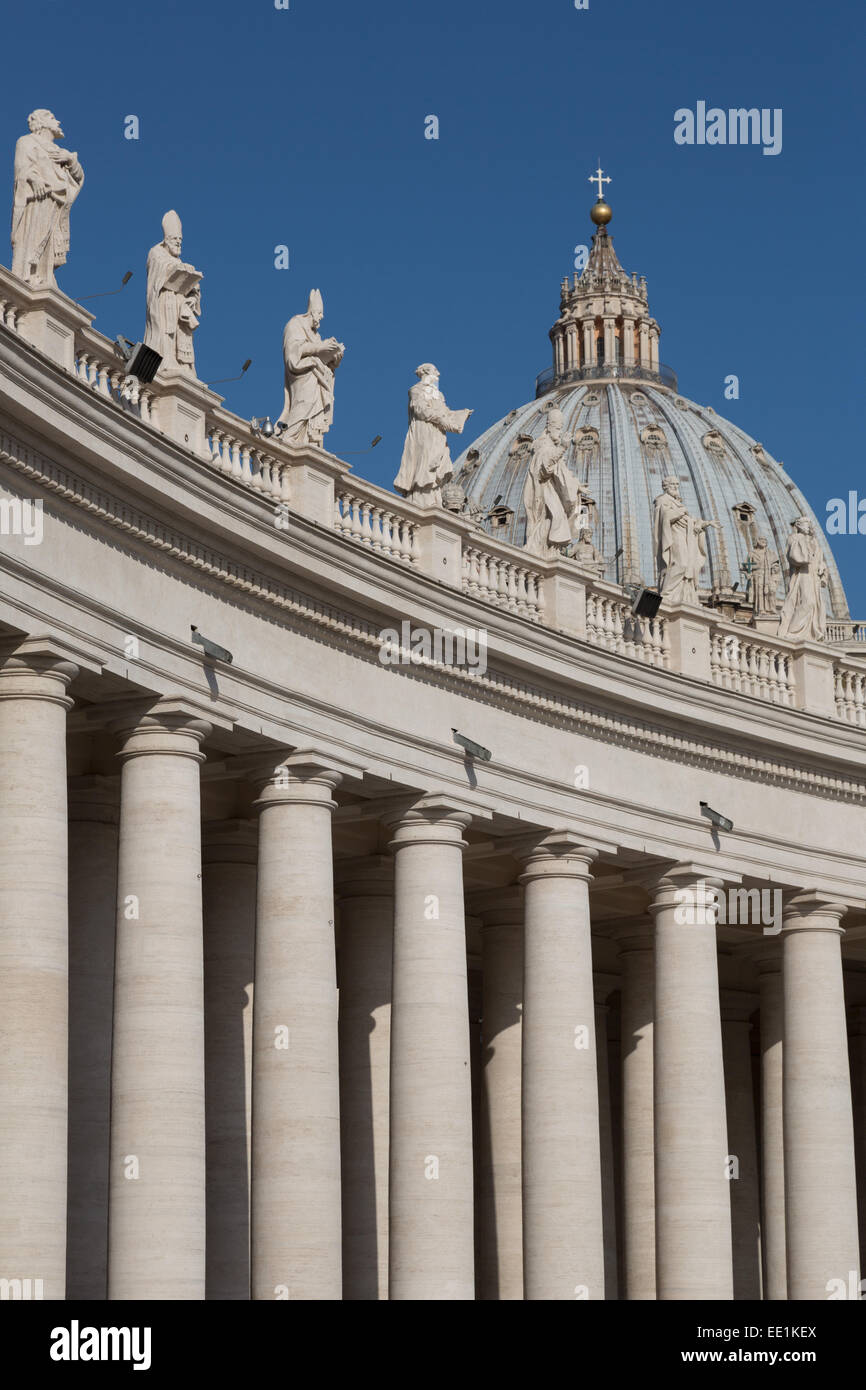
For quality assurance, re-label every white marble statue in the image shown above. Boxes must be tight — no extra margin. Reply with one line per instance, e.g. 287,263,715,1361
652,475,719,605
523,408,587,558
277,290,344,446
746,535,781,616
394,364,473,508
572,526,605,577
144,211,202,374
11,110,84,289
778,517,827,642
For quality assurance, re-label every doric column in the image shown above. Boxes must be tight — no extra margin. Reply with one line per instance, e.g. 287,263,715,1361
108,701,211,1300
595,976,619,1300
472,887,523,1301
721,990,761,1300
616,922,656,1300
565,323,578,374
756,948,786,1300
583,321,595,368
0,642,77,1299
202,819,257,1300
849,1006,866,1278
782,893,859,1300
250,751,356,1301
337,855,394,1301
387,798,476,1300
603,316,616,366
518,832,603,1300
650,866,733,1300
66,776,119,1300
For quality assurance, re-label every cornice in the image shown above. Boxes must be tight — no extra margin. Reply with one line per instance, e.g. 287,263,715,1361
2,425,866,806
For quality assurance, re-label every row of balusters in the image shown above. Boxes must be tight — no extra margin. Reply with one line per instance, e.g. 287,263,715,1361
334,490,419,564
834,668,866,725
710,631,794,705
206,427,290,500
73,351,156,421
586,592,671,667
461,546,542,619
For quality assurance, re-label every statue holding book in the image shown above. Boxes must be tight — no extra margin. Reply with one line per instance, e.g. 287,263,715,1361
144,210,202,374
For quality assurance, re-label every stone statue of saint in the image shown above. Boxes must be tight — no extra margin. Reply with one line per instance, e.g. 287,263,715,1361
572,526,605,577
394,364,473,508
778,517,827,642
746,535,780,616
144,211,202,374
652,475,719,605
523,408,587,558
11,109,84,289
277,289,344,446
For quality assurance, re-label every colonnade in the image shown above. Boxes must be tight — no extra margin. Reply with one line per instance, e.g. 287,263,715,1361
0,653,862,1300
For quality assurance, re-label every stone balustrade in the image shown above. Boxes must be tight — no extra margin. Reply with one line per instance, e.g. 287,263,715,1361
710,627,795,707
334,483,419,565
461,540,543,620
586,587,670,667
205,408,290,505
834,662,866,726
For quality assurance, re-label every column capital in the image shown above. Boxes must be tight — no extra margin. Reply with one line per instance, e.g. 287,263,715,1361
241,745,365,799
384,792,490,849
594,970,619,1005
335,853,394,898
202,818,257,865
112,697,213,763
782,890,847,934
743,938,784,973
511,829,598,884
645,863,728,916
0,635,81,706
68,774,120,825
466,884,523,926
0,632,102,686
605,916,653,953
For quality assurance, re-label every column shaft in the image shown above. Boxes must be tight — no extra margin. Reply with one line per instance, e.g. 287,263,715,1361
618,932,656,1299
388,806,474,1300
203,820,257,1300
722,1000,762,1300
652,870,732,1299
251,760,342,1300
108,708,209,1300
338,858,393,1300
758,958,787,1300
520,838,603,1300
783,895,859,1299
0,649,76,1299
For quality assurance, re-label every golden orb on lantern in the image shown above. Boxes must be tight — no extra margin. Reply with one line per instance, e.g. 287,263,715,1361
590,197,612,226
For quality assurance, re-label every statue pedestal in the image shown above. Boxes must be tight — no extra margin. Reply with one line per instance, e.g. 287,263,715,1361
0,270,93,374
150,369,222,461
751,614,782,636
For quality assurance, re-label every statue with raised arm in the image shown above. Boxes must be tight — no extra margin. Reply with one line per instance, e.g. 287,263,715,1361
523,407,588,558
778,517,827,641
394,363,473,508
144,211,202,374
277,289,344,446
11,109,84,289
745,534,781,616
652,475,719,605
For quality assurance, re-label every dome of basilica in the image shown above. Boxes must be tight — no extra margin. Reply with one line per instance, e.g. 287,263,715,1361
455,198,849,622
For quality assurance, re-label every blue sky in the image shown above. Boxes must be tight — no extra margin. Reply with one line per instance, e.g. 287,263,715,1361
4,0,865,611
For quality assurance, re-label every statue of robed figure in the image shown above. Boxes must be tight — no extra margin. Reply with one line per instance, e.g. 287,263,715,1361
144,210,202,373
394,364,472,508
523,408,587,557
277,289,345,446
652,475,719,605
778,517,827,642
11,109,84,289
